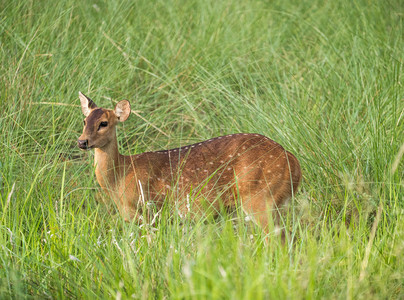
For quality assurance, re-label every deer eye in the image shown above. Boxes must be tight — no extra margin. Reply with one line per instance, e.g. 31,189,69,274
98,121,108,130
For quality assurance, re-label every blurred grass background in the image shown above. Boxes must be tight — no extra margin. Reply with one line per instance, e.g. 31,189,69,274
0,0,403,298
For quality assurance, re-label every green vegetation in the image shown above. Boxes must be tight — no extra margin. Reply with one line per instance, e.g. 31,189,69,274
0,0,403,298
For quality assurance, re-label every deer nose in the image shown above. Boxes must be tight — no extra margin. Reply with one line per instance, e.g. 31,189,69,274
77,139,88,149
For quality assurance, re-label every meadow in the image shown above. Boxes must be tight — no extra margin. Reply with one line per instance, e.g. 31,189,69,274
0,0,403,298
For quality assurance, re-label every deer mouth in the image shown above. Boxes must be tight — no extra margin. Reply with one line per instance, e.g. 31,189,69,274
78,144,93,150
80,146,93,150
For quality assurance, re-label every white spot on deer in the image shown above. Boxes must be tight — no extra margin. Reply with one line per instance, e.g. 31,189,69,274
228,155,233,158
218,137,222,139
198,143,202,146
165,185,171,189
191,145,195,148
196,168,200,171
242,146,246,150
243,134,248,136
276,164,280,167
269,155,273,158
237,153,241,156
209,162,214,165
220,160,224,163
184,147,189,150
204,170,208,173
227,167,232,171
267,170,272,173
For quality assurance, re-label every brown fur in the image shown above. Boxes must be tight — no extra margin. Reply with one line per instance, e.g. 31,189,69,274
78,93,302,236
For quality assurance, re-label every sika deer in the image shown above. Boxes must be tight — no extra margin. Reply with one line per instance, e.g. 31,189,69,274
77,92,301,238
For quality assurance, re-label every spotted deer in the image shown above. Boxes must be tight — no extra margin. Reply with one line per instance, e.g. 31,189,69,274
77,92,301,238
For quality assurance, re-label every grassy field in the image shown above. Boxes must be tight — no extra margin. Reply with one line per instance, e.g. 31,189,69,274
0,0,403,298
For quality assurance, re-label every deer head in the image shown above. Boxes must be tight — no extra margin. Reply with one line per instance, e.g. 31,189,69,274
77,92,131,150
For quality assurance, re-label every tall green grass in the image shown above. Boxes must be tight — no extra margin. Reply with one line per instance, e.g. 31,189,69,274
1,0,403,298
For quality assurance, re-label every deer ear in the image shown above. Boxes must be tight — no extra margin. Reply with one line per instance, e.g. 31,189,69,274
115,100,131,122
79,92,97,117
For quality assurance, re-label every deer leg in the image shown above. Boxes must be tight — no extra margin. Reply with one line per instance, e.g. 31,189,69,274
241,193,288,243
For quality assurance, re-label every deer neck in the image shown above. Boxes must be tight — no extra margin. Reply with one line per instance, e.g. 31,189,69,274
94,134,122,191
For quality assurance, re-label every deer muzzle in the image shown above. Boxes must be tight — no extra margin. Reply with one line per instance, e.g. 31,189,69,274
77,139,90,150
